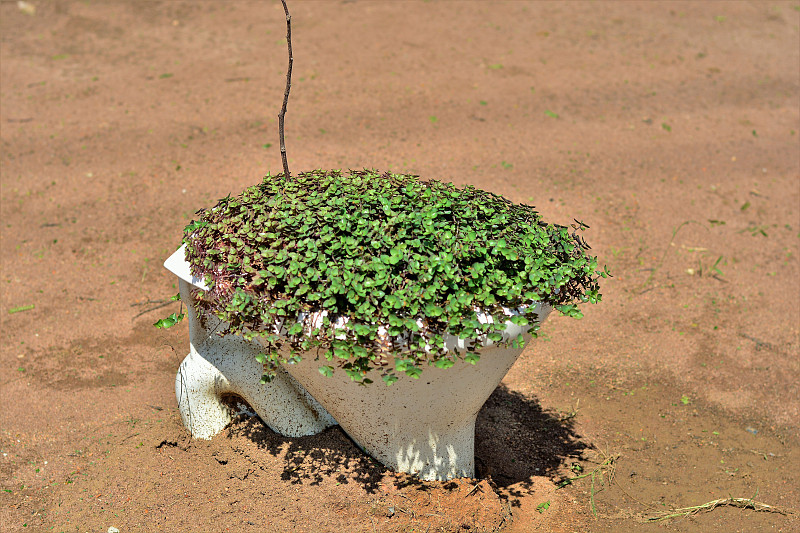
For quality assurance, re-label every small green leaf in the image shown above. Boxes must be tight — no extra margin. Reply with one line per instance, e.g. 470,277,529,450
424,303,444,317
183,220,207,233
544,110,559,118
536,501,551,513
404,366,422,379
433,358,455,369
511,333,526,348
153,312,185,329
509,315,529,326
395,358,413,373
295,284,310,296
464,353,480,365
318,365,334,378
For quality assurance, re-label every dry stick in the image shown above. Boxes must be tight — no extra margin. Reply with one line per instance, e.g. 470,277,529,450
278,0,293,178
644,496,795,522
131,300,174,321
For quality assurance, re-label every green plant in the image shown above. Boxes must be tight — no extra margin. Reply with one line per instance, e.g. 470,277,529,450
152,293,185,329
159,1,605,385
180,168,606,385
556,452,617,517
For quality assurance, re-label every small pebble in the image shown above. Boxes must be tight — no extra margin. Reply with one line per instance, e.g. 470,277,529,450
108,527,120,533
17,1,36,16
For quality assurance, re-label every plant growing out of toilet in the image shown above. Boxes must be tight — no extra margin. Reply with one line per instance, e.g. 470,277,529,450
180,169,606,386
159,0,607,386
158,0,608,480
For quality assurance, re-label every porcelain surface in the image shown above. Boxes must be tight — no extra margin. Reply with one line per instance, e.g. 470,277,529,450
165,245,551,479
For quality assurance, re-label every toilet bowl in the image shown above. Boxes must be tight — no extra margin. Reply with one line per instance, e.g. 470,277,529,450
164,245,551,479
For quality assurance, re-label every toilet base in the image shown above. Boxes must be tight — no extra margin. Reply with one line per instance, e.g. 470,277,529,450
175,279,336,440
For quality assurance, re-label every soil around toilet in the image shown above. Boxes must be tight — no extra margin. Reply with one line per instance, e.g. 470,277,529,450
1,1,798,532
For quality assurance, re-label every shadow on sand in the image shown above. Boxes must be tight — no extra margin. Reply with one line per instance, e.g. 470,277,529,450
223,382,589,496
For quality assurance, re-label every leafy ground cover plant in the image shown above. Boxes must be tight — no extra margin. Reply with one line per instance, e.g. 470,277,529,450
180,168,607,385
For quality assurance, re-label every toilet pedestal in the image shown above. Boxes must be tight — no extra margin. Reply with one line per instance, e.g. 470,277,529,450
165,245,551,480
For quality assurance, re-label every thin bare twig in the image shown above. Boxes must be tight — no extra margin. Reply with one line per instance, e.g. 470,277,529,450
465,483,483,497
131,300,175,320
131,299,174,307
278,0,293,178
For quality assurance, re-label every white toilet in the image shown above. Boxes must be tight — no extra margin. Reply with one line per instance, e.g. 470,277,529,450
165,245,551,480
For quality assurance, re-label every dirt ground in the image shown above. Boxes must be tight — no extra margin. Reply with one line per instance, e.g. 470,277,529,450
1,1,799,531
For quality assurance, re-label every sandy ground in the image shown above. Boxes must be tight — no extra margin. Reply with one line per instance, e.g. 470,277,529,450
1,1,798,531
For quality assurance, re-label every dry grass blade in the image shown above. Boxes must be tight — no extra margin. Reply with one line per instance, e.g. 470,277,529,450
645,496,796,522
556,451,619,517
